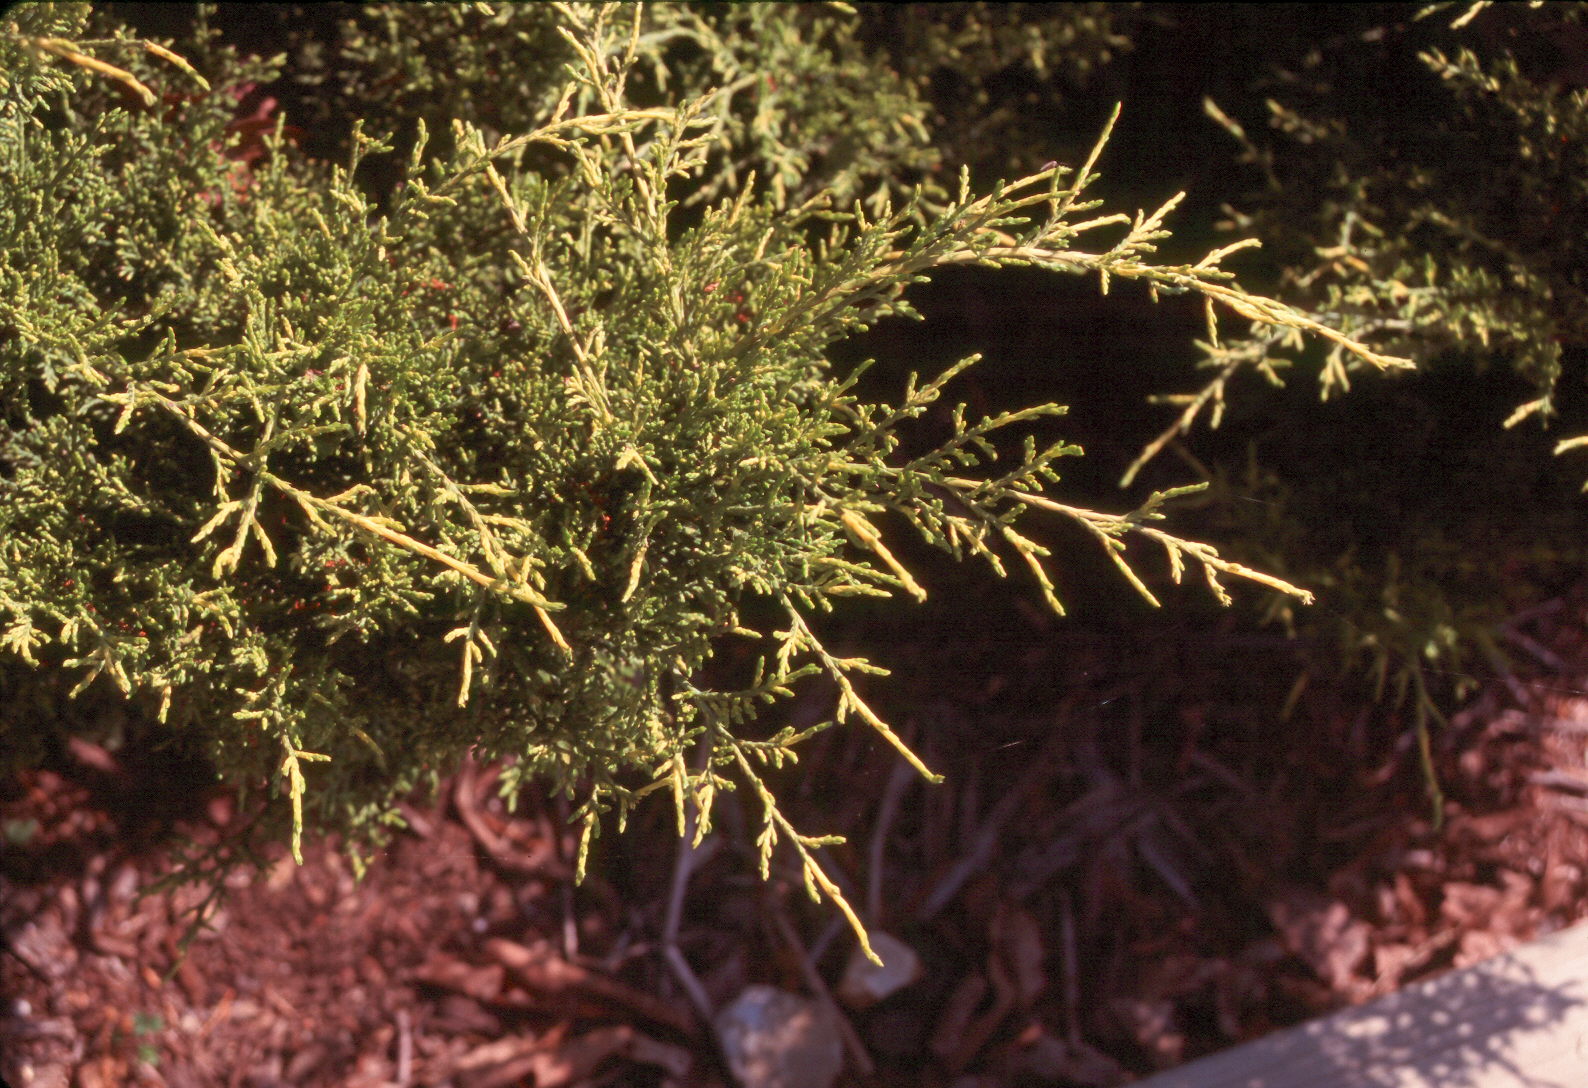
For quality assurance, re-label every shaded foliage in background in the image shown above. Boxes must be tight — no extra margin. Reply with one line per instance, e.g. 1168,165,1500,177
1100,3,1588,787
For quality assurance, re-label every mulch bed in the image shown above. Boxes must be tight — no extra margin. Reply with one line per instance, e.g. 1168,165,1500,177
7,583,1588,1087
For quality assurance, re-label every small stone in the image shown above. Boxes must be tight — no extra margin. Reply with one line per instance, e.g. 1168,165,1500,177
714,985,843,1088
837,932,923,1009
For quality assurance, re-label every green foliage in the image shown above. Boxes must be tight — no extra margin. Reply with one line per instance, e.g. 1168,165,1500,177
1107,5,1582,473
857,2,1135,178
1110,3,1588,814
1127,2,1588,454
293,2,940,214
2,2,1403,956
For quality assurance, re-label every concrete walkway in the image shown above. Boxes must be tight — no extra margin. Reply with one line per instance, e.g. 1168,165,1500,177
1133,921,1588,1088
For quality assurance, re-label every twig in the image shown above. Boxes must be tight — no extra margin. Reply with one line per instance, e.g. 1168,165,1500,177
27,36,156,105
1058,889,1081,1049
806,915,847,967
660,771,737,1084
767,900,876,1079
0,935,51,987
663,944,716,1035
661,804,724,980
661,740,719,988
560,881,579,961
485,937,698,1037
949,946,1018,1070
1499,623,1568,673
868,752,918,924
1135,831,1199,911
394,1008,414,1087
917,739,1057,921
395,800,435,839
452,758,567,878
1533,770,1588,796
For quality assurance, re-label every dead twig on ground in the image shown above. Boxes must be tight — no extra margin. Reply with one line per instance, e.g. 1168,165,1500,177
918,730,1064,921
768,894,877,1079
394,1007,413,1087
660,794,721,1030
452,758,571,880
485,936,700,1037
869,751,918,925
1058,889,1082,1050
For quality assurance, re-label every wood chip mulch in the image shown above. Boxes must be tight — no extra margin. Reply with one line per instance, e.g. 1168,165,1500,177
7,585,1588,1087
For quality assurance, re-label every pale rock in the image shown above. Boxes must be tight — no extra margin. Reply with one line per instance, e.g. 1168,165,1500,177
837,931,923,1009
715,985,843,1088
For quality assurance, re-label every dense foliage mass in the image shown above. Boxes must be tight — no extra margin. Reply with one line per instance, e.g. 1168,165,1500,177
2,1,1581,951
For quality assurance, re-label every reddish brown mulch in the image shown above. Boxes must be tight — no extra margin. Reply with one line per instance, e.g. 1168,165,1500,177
7,587,1588,1087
